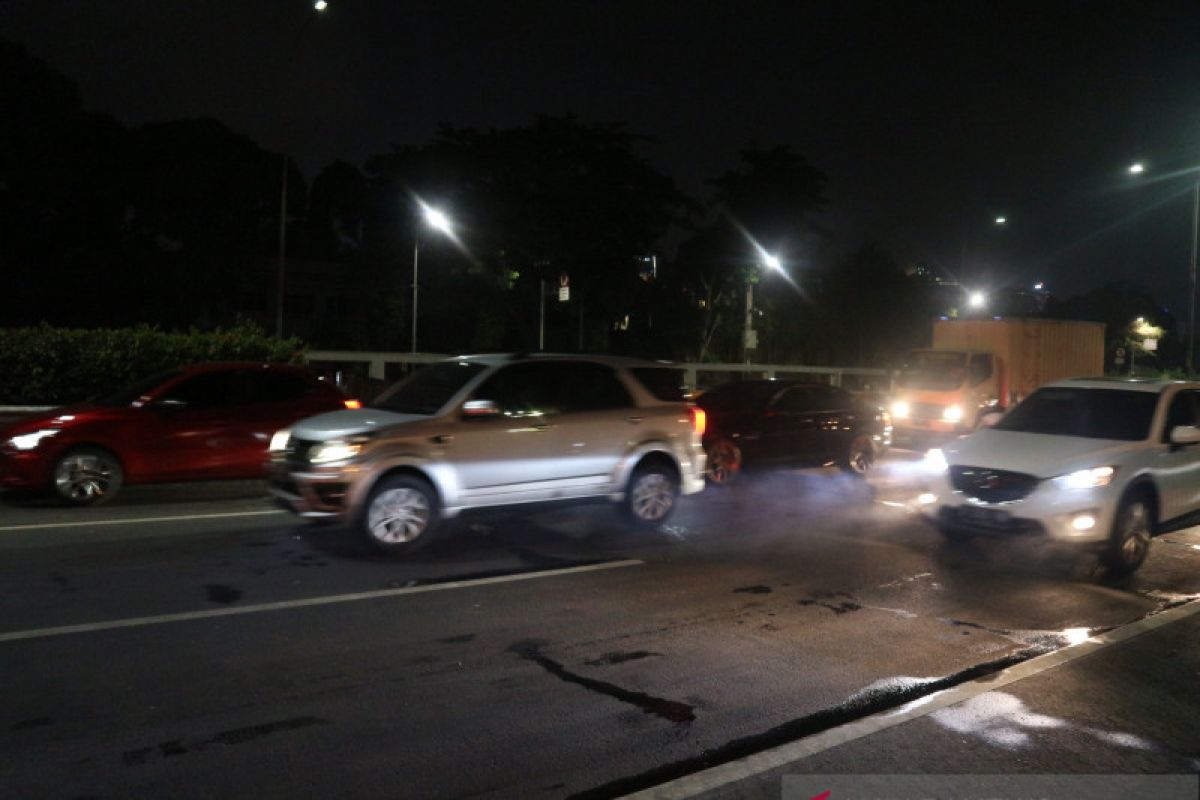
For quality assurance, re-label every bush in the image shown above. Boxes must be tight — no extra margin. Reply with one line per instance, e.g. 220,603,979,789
0,323,305,405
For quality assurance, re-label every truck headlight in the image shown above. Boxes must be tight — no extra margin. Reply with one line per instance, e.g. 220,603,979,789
891,400,910,419
942,404,964,423
309,438,366,464
1052,466,1116,490
269,429,291,453
8,429,60,450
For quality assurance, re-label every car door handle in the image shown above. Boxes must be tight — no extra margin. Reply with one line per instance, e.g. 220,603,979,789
625,416,644,424
431,434,454,445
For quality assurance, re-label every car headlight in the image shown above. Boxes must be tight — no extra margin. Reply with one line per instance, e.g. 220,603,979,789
269,429,291,453
1052,466,1117,490
8,429,60,450
942,404,964,423
308,437,366,464
891,400,910,419
922,447,949,474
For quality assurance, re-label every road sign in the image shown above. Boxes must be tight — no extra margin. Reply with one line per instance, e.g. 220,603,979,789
1143,337,1158,352
558,286,569,302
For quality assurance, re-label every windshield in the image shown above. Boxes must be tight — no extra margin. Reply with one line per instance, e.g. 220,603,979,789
93,369,184,406
994,387,1159,441
898,352,967,391
372,361,487,415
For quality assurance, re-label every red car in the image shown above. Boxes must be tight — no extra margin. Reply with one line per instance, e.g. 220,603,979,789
0,362,357,505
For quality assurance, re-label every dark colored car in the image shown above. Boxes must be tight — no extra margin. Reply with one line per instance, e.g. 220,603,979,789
0,363,356,505
695,380,892,484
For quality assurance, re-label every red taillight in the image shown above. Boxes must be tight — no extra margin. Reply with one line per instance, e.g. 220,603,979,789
690,406,706,436
344,399,362,410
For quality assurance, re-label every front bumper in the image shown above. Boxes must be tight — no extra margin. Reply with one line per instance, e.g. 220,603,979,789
925,479,1116,544
268,461,355,520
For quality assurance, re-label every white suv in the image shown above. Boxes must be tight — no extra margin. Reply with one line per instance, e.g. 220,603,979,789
923,378,1200,576
268,354,707,554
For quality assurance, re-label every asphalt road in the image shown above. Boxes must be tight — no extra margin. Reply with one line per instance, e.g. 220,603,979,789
2,456,1198,799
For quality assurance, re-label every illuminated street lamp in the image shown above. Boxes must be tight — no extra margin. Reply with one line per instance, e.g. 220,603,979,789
1129,162,1199,373
412,203,453,353
743,252,784,363
968,290,987,310
995,216,1007,225
314,0,329,10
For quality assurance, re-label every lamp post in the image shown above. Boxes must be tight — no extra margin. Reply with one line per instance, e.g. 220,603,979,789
412,204,452,354
743,253,784,364
1128,162,1199,374
273,0,328,338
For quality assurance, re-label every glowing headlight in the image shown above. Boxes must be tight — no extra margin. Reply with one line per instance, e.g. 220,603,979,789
922,447,949,474
942,404,964,423
891,400,911,419
269,429,291,452
8,429,60,450
1053,466,1116,490
309,438,364,464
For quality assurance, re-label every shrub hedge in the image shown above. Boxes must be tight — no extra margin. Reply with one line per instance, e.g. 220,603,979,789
0,324,305,405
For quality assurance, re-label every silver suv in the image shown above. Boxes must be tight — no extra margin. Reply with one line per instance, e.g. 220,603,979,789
923,378,1200,576
268,354,707,553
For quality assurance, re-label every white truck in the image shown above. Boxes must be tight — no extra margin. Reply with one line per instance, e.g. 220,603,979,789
890,317,1105,445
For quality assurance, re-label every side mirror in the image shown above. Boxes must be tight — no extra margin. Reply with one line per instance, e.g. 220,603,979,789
979,411,1004,428
462,399,501,419
1169,425,1200,446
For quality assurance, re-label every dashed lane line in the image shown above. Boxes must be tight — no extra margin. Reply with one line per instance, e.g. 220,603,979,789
620,597,1200,799
0,509,287,533
0,559,644,643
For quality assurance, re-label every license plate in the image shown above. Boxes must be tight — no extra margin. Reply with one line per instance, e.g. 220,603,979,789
961,506,1010,524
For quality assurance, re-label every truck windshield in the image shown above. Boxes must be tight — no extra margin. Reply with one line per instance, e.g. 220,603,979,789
898,352,967,391
371,361,487,415
994,387,1159,441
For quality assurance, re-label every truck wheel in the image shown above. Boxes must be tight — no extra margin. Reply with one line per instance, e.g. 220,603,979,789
1100,491,1154,577
361,474,441,555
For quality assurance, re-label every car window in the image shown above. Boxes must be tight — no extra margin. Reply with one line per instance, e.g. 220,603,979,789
772,387,815,413
809,386,851,410
556,362,633,412
627,367,688,401
1163,390,1200,440
373,361,487,415
994,387,1159,441
243,371,310,404
472,362,560,417
698,382,780,412
95,368,184,406
157,372,241,410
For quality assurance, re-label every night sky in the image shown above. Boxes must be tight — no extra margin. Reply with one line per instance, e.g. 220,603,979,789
8,1,1200,311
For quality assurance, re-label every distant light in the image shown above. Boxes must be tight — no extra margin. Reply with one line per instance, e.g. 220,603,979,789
314,0,328,10
763,253,783,272
1128,162,1145,175
968,291,986,309
995,216,1007,225
1033,282,1044,291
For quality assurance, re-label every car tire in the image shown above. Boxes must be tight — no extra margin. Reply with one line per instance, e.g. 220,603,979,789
52,447,124,505
360,474,441,555
1100,491,1154,577
705,438,743,485
840,434,876,476
623,462,679,529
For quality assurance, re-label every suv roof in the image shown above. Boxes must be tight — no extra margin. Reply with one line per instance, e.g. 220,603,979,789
447,353,681,368
1045,377,1189,393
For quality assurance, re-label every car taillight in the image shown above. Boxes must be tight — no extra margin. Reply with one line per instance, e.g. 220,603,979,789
344,399,362,410
690,407,706,436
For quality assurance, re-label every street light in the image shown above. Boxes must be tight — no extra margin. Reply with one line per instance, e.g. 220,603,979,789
274,1,329,338
1128,162,1199,373
743,252,784,363
968,290,987,310
412,203,453,353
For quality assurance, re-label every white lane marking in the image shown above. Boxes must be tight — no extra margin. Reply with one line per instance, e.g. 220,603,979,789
0,559,644,643
0,510,287,533
621,597,1200,800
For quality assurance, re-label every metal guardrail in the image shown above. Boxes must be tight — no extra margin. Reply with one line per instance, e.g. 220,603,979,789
304,350,893,391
